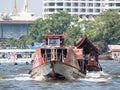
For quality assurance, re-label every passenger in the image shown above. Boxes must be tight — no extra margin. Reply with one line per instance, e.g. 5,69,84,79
31,52,36,64
2,54,5,58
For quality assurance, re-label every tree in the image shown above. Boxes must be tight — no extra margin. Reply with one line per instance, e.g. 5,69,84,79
47,11,72,34
83,10,120,53
25,11,75,44
65,15,83,45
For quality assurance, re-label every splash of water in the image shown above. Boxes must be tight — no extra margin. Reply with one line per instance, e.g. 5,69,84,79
3,74,32,81
80,77,111,82
86,71,108,78
78,71,111,82
32,75,45,81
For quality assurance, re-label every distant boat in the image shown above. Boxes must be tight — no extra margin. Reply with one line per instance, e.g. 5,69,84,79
0,49,35,65
29,34,87,80
107,45,120,60
75,35,102,72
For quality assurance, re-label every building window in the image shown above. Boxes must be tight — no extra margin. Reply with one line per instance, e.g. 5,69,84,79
116,3,120,6
57,3,63,6
66,8,71,12
81,9,86,12
49,9,55,12
87,3,93,7
80,3,86,7
95,3,101,7
57,8,63,11
109,3,113,6
73,3,78,7
95,9,100,12
73,9,78,12
49,3,55,6
44,9,49,12
88,9,93,12
66,3,71,6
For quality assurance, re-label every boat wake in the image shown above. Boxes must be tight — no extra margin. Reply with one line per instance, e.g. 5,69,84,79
78,71,112,82
110,72,120,78
1,71,113,82
1,74,32,81
32,76,46,81
86,71,108,78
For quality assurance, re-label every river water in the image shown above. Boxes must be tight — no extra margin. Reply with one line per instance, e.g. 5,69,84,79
0,60,120,90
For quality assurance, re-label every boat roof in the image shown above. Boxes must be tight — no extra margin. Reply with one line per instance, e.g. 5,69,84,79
75,35,99,54
0,49,35,53
45,34,64,39
108,45,120,52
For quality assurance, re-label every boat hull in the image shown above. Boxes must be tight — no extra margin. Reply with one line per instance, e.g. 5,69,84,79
30,61,85,80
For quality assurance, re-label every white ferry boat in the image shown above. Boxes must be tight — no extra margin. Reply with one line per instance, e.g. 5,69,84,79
0,49,35,65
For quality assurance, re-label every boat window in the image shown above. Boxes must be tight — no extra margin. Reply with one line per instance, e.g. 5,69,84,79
41,49,51,61
0,53,6,58
48,38,60,46
0,51,34,59
17,54,22,58
0,52,8,58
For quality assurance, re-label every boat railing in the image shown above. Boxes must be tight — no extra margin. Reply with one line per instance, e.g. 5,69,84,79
56,53,62,62
42,52,64,62
42,53,51,61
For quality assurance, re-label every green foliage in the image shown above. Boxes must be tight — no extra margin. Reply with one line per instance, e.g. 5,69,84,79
65,21,83,45
48,11,72,34
28,18,47,42
22,11,82,45
0,38,18,48
84,10,120,53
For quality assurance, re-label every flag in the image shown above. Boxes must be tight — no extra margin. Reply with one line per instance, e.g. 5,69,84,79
9,52,17,62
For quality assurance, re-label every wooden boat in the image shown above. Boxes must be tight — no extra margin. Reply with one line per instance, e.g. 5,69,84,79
75,35,102,72
29,34,87,80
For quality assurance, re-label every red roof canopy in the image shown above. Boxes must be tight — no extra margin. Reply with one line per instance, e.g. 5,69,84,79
45,34,64,39
75,35,99,54
108,45,120,52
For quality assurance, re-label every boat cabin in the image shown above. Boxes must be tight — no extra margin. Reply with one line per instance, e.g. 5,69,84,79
75,35,102,71
108,45,120,60
31,34,68,65
45,34,64,47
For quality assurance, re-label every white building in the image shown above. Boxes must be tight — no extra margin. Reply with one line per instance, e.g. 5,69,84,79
43,0,120,19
